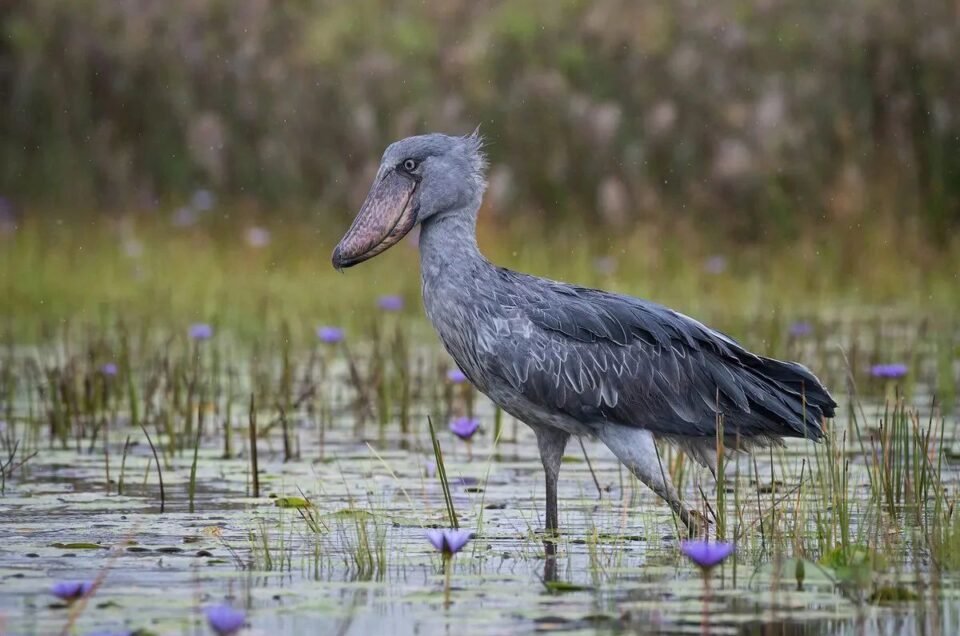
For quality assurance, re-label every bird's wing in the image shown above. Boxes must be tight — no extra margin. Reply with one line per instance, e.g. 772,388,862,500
479,270,833,440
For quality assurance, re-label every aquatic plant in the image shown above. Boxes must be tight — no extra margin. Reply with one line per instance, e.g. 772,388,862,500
426,529,473,556
204,604,246,636
377,295,404,311
189,323,214,341
449,416,480,441
789,321,813,337
703,255,727,275
192,189,216,211
446,368,467,383
870,363,908,379
681,540,735,572
245,226,271,248
50,580,93,603
171,206,199,227
426,529,473,607
316,326,344,344
681,540,734,634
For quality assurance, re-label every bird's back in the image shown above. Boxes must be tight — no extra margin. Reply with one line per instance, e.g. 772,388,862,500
424,263,835,446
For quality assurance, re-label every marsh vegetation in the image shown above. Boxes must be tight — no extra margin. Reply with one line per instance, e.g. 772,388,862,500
1,215,959,635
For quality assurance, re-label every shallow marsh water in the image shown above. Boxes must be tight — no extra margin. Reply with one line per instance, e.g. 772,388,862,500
1,337,959,636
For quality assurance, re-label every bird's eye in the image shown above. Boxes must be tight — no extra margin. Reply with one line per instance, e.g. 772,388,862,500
402,159,418,172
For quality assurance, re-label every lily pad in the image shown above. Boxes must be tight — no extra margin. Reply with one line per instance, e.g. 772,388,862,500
275,496,312,509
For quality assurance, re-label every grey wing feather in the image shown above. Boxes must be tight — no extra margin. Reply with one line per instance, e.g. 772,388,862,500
481,270,835,442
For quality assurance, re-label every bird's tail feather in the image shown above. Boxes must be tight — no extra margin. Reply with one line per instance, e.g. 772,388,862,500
741,356,836,440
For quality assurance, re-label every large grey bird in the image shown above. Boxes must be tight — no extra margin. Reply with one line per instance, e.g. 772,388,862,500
332,131,836,534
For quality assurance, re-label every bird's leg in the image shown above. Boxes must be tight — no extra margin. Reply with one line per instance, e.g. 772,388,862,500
533,425,570,537
542,539,559,584
596,424,705,537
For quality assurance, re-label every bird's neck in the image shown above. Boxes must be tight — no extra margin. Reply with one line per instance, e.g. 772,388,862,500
418,204,488,280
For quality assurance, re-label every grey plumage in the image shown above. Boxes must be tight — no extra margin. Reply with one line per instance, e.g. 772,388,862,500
334,131,837,534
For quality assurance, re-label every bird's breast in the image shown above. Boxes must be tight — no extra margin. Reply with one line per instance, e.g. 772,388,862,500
422,276,501,390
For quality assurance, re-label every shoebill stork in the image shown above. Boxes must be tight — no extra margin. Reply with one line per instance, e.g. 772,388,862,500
332,132,836,534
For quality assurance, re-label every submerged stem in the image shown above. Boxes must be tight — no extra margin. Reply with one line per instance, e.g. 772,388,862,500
443,553,452,609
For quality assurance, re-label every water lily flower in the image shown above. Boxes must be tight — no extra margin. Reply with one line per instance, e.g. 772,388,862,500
378,295,404,311
100,363,118,376
51,580,94,603
205,604,246,636
425,529,473,556
191,189,216,211
0,196,16,236
681,540,735,571
592,256,618,276
245,226,271,248
172,206,200,228
789,321,813,337
449,416,480,441
189,323,214,341
871,363,908,379
427,528,473,607
316,326,344,344
446,368,467,384
122,238,144,258
703,255,727,275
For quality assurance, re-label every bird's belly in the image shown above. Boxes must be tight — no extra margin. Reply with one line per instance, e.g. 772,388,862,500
479,378,597,438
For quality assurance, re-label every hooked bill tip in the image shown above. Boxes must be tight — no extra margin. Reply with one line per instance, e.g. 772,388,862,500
331,245,345,272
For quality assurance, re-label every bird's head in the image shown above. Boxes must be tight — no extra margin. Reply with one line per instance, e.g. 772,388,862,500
332,131,486,270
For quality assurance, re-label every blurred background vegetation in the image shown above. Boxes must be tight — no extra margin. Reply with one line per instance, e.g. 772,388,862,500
1,0,959,335
3,0,959,235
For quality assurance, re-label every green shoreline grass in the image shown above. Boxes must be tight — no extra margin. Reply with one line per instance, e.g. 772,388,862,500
3,211,958,343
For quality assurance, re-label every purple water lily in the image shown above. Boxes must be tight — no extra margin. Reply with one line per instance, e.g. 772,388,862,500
425,529,473,556
681,540,735,571
788,321,813,337
172,206,200,228
446,368,467,384
100,363,118,376
871,363,908,379
316,326,344,344
703,254,727,275
189,323,214,341
378,295,404,311
593,256,618,276
51,580,94,603
191,188,216,211
245,226,271,248
449,416,480,441
205,604,246,636
0,196,17,236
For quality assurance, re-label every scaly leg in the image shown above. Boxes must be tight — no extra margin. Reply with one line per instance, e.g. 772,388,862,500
596,424,705,536
533,425,570,536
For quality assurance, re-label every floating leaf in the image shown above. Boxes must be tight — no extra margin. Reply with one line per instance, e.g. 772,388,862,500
275,496,311,509
544,580,593,593
327,508,374,520
871,586,920,603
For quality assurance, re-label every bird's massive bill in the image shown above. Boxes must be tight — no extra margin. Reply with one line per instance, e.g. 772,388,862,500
332,169,419,269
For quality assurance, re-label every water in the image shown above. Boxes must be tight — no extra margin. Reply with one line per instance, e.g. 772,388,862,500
0,347,957,635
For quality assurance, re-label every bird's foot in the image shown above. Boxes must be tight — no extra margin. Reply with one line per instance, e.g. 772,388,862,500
681,509,711,538
537,529,562,544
